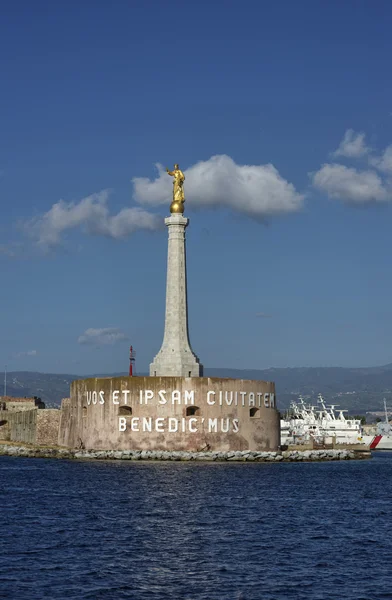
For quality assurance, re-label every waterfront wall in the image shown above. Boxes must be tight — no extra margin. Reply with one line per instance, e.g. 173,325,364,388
58,398,71,447
36,410,61,446
59,376,280,452
0,410,11,441
0,408,61,445
8,409,37,444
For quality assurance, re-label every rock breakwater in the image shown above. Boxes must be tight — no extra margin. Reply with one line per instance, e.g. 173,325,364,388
0,444,371,462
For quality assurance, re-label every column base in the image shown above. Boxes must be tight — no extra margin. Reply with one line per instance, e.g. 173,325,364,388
149,353,203,377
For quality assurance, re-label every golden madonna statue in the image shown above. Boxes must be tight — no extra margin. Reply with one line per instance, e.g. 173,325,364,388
166,163,185,213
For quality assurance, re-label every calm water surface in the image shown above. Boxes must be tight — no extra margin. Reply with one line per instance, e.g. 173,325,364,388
1,453,391,600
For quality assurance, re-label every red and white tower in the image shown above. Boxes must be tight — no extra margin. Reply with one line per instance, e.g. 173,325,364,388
129,345,136,376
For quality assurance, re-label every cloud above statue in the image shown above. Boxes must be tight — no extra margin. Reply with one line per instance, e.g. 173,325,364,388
17,155,303,255
27,191,161,251
132,155,304,218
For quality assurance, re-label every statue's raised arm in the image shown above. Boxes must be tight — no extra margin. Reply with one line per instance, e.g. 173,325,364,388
167,163,186,214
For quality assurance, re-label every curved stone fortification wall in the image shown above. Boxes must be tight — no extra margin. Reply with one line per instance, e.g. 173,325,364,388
59,376,280,452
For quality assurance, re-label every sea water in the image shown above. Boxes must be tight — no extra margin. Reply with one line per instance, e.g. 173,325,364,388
1,453,392,600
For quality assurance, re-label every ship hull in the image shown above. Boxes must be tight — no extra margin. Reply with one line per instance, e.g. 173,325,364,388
362,434,392,450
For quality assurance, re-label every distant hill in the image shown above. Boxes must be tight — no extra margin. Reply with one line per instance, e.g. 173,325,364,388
2,364,392,414
205,365,392,414
1,371,126,408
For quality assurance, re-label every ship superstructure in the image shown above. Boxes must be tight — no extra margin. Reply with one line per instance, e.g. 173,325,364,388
281,394,363,446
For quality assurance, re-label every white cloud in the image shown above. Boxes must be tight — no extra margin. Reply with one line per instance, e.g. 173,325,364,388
369,145,392,174
132,155,304,218
27,190,161,250
311,163,390,203
78,327,128,346
332,129,369,158
15,350,37,358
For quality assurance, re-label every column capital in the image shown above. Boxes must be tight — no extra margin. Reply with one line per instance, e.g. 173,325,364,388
165,214,188,227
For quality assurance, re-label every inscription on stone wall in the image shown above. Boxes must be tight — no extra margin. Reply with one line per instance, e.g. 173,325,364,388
84,389,275,434
119,416,239,434
85,389,275,408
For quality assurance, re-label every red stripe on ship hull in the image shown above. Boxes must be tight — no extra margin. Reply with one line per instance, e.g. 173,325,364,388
370,435,383,449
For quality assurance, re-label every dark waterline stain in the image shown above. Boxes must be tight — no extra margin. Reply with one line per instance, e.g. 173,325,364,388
1,454,392,600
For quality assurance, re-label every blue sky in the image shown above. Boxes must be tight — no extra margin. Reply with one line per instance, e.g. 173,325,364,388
1,0,392,375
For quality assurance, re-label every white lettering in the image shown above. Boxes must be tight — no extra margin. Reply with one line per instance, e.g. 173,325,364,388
131,417,140,432
189,418,198,433
86,388,272,413
172,390,181,404
155,417,164,433
208,418,218,432
221,418,230,433
145,390,154,404
225,391,233,406
142,417,152,432
184,390,195,405
168,417,178,432
118,415,243,434
158,390,167,404
207,391,216,405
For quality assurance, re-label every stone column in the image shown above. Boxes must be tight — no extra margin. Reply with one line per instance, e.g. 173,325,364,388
150,213,202,377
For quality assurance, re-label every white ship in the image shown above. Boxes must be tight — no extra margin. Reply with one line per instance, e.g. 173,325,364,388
362,399,392,450
281,395,392,450
281,394,364,446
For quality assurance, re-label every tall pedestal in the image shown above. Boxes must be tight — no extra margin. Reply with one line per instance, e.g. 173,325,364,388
150,213,202,377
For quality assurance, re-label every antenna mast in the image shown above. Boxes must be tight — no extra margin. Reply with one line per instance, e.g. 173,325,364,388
129,346,136,377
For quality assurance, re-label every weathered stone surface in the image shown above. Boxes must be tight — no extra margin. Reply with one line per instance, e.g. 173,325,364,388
0,408,61,446
61,376,279,452
36,410,61,446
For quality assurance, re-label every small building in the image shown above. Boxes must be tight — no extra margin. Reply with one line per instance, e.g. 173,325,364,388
0,395,60,445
